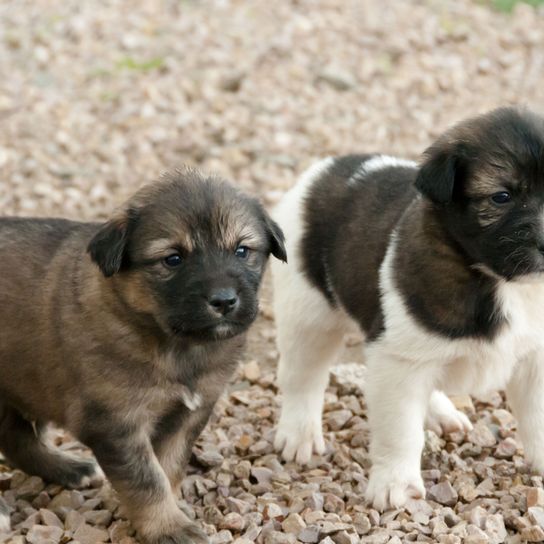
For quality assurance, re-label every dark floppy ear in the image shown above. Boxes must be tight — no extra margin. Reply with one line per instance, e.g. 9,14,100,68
415,143,466,204
87,210,135,277
262,210,287,263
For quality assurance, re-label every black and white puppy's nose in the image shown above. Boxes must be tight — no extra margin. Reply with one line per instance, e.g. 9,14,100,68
208,288,239,316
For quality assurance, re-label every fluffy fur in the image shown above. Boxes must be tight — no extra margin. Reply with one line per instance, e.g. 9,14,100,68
0,168,285,543
272,107,544,510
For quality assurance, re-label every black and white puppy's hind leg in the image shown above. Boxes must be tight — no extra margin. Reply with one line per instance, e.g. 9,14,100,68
426,391,472,436
271,159,352,464
507,351,544,474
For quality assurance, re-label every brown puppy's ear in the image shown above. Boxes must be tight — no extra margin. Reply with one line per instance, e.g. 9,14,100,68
262,211,287,263
87,210,135,277
415,143,467,204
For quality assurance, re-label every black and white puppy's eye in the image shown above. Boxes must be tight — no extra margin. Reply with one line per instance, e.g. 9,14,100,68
163,253,183,267
235,246,250,259
490,191,512,205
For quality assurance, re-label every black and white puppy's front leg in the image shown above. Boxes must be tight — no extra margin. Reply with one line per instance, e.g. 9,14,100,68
364,345,436,510
79,402,208,544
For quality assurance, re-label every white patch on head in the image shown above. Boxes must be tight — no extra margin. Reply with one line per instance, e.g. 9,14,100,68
348,155,417,185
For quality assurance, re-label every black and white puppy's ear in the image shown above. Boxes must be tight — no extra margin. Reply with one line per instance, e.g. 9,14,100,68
87,209,137,277
261,208,287,263
415,142,468,204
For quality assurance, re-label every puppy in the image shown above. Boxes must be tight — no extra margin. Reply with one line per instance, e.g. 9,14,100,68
0,168,286,543
271,107,544,510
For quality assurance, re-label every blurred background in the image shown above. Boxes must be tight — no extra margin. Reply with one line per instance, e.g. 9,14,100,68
1,0,543,221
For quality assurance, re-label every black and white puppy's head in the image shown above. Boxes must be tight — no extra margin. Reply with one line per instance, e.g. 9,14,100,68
88,168,286,341
416,107,544,280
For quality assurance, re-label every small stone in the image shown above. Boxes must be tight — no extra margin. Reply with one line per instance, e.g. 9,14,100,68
64,510,86,531
469,506,487,529
26,525,64,544
468,422,496,448
323,493,344,513
427,481,458,506
39,509,63,528
305,492,324,510
464,524,489,544
316,66,357,91
320,521,351,534
360,528,390,544
83,509,112,526
263,503,283,520
281,512,306,534
298,524,320,543
528,506,544,530
203,505,223,525
235,434,253,452
325,409,352,431
212,530,234,544
492,409,516,429
73,522,109,543
495,437,517,458
331,530,358,544
49,490,84,516
352,513,371,535
226,497,252,515
16,476,45,499
263,531,296,544
195,449,224,468
484,514,507,544
219,70,245,93
219,512,245,532
243,360,261,382
520,525,544,542
450,395,475,414
527,488,544,508
251,467,274,485
232,460,251,480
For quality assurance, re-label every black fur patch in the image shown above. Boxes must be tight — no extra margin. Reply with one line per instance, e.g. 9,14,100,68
302,154,417,340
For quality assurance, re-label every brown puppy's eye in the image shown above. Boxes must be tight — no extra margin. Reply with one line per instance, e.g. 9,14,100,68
164,253,182,267
235,246,250,259
490,191,512,205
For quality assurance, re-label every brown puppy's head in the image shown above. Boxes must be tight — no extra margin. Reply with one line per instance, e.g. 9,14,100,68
87,168,286,341
415,107,544,280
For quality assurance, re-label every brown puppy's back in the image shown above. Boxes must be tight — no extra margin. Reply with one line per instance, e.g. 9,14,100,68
0,218,100,424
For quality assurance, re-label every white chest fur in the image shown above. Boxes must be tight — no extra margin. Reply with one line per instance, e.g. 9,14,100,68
379,238,544,396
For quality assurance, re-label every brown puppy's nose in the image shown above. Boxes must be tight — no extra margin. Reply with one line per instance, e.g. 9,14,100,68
208,288,239,315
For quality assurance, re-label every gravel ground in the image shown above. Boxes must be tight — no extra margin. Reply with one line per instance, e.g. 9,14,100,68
2,1,544,543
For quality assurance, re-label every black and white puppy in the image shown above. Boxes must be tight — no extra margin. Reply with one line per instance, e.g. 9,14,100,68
271,107,544,510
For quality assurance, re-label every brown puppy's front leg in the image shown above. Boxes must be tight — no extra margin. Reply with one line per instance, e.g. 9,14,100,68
79,403,209,544
152,399,216,495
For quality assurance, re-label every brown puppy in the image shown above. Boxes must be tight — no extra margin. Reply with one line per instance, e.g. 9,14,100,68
0,168,286,543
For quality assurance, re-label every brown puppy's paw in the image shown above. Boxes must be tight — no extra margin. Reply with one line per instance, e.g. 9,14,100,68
152,523,209,544
55,457,105,489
